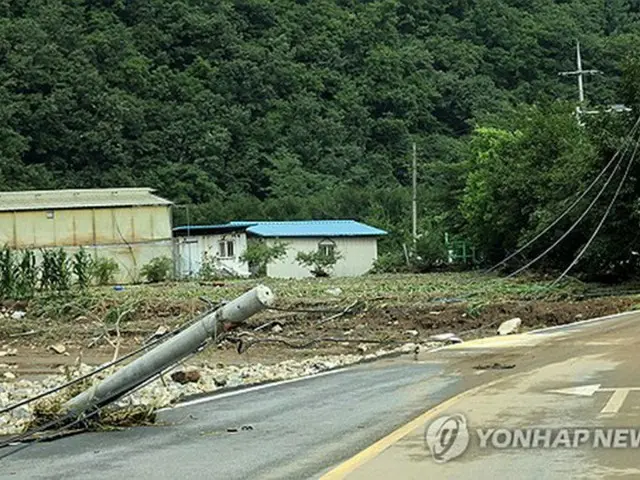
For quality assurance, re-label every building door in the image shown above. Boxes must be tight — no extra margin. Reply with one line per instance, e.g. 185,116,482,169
176,237,201,278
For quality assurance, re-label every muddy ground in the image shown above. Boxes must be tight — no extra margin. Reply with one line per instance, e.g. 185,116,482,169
1,292,637,380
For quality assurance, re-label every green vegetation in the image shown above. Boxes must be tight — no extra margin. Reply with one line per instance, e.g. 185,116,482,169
296,248,342,277
240,240,288,276
0,247,102,298
92,257,120,286
2,2,640,278
73,248,93,290
40,249,71,292
141,256,173,283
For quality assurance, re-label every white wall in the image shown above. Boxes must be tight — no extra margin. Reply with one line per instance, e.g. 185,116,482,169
175,232,249,278
265,237,378,279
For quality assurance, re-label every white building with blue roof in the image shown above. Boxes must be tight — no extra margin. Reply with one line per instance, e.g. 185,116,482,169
173,220,387,279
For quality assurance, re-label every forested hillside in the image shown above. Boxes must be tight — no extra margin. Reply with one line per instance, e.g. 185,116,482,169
2,0,640,277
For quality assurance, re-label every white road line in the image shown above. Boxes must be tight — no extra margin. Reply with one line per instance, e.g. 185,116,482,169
158,367,347,412
600,388,631,414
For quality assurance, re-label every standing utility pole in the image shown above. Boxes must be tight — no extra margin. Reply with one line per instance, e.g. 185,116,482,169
559,40,602,120
411,142,418,250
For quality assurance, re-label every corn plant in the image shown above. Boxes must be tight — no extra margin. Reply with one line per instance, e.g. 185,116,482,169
15,250,38,299
41,248,71,292
0,246,16,299
73,248,93,289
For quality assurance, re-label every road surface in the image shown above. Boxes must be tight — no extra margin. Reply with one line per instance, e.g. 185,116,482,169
1,311,639,479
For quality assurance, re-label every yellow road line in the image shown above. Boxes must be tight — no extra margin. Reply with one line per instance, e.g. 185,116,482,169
320,377,507,480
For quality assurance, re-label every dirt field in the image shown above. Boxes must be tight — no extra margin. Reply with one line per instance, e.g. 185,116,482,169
0,273,638,379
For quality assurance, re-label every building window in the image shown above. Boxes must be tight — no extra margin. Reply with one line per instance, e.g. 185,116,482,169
219,240,235,258
318,242,335,257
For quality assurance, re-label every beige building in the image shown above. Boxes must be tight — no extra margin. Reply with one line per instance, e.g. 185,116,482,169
0,188,173,283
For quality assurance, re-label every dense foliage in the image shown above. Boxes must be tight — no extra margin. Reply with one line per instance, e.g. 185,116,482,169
2,0,640,278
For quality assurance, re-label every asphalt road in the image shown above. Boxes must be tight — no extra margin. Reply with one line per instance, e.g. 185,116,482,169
0,359,463,479
333,312,640,479
3,311,639,480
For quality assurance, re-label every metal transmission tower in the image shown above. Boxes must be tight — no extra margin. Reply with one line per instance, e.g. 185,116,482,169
559,40,602,119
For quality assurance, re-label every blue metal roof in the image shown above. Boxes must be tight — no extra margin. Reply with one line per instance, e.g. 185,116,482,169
228,220,387,238
174,220,387,237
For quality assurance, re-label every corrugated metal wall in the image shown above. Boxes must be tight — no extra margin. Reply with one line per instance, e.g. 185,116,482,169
0,206,172,283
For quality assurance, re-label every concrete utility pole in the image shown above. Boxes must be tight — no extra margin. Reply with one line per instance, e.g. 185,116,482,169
64,285,275,417
559,40,602,119
412,142,418,250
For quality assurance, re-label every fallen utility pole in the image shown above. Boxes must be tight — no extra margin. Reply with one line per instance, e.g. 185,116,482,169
63,285,274,417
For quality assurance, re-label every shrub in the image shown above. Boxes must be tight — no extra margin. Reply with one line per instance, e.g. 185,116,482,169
296,248,342,277
372,251,408,274
92,257,120,285
141,256,173,283
240,240,288,276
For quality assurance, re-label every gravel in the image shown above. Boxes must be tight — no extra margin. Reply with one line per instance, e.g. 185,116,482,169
0,341,441,436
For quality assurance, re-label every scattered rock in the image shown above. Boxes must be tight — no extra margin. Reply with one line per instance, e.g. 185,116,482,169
356,343,369,354
154,326,169,337
498,318,522,336
11,406,30,420
429,311,442,316
271,324,283,334
575,314,584,320
399,343,417,354
10,311,26,320
49,344,67,355
325,287,343,296
404,329,419,337
430,333,456,342
3,372,16,380
171,369,201,384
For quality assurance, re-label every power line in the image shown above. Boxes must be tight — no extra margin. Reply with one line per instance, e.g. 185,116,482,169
506,127,639,278
550,137,640,286
487,116,640,273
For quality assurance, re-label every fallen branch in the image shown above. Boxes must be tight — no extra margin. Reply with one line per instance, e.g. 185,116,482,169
9,330,39,338
317,300,363,325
